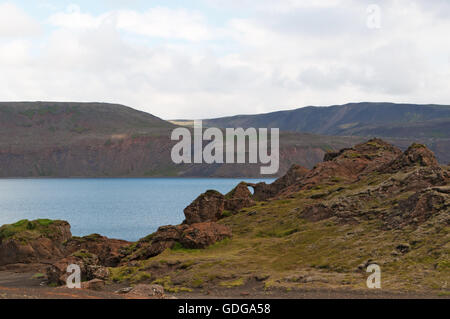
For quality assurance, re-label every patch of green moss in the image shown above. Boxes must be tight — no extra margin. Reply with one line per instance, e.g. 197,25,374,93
219,278,245,288
410,143,426,149
152,276,192,293
222,210,233,218
0,219,57,242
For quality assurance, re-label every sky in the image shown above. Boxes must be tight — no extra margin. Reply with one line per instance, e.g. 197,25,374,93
0,0,449,119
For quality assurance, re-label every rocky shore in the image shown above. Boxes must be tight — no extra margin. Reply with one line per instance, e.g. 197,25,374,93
0,139,448,299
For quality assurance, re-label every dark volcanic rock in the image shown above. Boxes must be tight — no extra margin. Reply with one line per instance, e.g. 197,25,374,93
184,190,225,224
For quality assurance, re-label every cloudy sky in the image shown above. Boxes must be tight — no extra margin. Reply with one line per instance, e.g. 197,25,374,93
0,0,449,119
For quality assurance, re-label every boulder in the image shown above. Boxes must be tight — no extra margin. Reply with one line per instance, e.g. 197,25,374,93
0,219,71,266
125,222,232,261
63,233,131,267
46,249,111,286
180,222,232,249
183,190,225,224
81,279,105,291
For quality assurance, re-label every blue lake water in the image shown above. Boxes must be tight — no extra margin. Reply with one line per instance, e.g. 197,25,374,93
0,178,273,241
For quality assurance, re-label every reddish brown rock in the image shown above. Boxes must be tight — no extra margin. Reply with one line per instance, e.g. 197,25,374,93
225,182,255,211
381,143,439,173
278,139,402,196
180,222,232,249
63,233,131,267
250,164,309,200
46,248,112,286
184,190,225,224
126,221,232,261
81,279,105,291
0,220,71,266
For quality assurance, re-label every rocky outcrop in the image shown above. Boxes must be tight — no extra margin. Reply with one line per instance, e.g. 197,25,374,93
306,139,401,183
184,190,225,224
180,222,232,249
124,189,234,262
46,249,111,286
250,164,310,200
393,186,450,227
126,222,232,261
0,218,133,288
63,234,131,267
224,182,255,211
0,220,71,266
381,143,439,173
299,142,449,228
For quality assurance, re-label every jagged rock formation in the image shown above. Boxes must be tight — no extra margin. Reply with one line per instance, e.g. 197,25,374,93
184,190,225,224
225,182,255,212
381,143,439,173
63,234,130,267
121,190,235,263
249,164,310,201
297,140,449,228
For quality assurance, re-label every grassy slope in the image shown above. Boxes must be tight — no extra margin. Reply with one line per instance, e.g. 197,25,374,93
110,169,449,295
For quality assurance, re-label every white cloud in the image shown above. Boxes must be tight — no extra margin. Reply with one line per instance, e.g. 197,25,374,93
48,5,213,41
0,1,449,119
117,7,212,41
0,3,41,37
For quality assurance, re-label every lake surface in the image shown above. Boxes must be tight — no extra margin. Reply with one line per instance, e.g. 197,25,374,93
0,178,273,241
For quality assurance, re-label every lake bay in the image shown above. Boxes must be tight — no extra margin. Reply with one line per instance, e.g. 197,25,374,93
0,178,273,241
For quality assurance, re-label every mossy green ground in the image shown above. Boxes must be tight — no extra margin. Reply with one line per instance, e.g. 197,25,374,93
109,171,449,295
0,219,60,243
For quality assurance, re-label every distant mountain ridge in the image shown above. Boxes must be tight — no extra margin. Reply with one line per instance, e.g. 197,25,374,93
0,101,448,178
0,102,365,177
204,102,450,138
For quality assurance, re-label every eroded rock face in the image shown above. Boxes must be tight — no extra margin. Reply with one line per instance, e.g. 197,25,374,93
305,139,401,185
225,182,255,211
184,190,225,224
46,247,113,286
0,220,71,266
393,186,450,227
180,222,232,249
381,143,439,173
296,142,449,228
64,234,131,267
125,222,232,262
251,164,309,200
